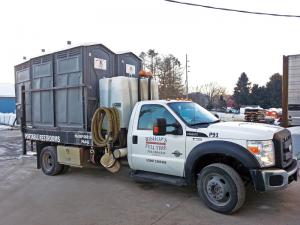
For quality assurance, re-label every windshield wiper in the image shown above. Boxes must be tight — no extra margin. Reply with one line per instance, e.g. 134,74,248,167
190,120,220,126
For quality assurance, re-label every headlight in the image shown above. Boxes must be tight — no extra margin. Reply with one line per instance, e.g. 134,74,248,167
247,140,275,167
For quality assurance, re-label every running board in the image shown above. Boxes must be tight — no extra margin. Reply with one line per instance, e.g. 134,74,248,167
130,170,187,187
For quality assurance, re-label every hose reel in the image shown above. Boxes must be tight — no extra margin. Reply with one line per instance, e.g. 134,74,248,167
91,107,121,173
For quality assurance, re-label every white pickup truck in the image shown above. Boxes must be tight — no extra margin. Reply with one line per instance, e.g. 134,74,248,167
33,99,298,214
17,47,298,214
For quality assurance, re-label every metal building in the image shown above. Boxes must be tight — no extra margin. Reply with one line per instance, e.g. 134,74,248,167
0,83,16,113
282,55,300,126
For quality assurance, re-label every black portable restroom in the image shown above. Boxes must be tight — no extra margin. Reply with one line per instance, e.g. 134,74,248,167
115,52,142,77
15,44,116,131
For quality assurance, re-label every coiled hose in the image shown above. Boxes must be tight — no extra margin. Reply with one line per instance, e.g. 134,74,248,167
91,107,120,147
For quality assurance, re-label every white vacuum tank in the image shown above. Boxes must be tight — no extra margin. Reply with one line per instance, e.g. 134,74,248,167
99,76,159,128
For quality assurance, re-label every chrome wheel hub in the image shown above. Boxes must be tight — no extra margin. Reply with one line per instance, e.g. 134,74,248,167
204,174,231,206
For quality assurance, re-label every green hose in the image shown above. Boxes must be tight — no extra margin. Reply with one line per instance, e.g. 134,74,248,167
91,107,120,147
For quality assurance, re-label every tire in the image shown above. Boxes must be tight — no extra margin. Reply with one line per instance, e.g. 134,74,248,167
197,163,245,214
40,146,63,176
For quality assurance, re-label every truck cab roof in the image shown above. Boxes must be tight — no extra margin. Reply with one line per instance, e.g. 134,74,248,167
138,99,192,105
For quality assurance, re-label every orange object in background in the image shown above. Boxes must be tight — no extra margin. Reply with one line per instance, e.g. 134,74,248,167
139,70,152,78
266,110,278,119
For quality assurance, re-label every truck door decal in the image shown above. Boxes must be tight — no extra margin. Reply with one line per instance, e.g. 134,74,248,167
145,136,167,154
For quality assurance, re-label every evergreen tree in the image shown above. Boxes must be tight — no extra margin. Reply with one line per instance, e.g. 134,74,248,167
266,73,282,108
249,73,282,109
250,84,267,108
233,72,251,106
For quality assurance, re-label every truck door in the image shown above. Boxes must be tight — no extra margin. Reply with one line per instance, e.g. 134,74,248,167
130,104,186,177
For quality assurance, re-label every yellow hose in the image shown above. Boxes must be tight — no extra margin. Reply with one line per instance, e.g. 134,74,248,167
91,107,120,147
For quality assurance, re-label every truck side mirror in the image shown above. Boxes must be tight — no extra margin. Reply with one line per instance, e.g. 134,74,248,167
172,122,183,135
153,118,167,136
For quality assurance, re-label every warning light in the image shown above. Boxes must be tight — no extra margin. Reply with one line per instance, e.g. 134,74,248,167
139,70,152,77
153,126,159,135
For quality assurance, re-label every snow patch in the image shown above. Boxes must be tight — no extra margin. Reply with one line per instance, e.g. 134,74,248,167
0,113,16,126
212,112,245,122
0,125,11,130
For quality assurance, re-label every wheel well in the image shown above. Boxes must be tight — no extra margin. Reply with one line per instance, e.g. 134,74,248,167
192,154,251,185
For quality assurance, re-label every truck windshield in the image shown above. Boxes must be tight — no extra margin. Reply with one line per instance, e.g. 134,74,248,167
168,102,219,126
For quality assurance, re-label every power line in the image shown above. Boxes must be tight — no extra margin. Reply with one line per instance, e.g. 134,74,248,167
164,0,300,18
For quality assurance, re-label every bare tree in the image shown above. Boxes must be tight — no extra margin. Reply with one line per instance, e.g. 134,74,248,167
147,49,158,74
200,82,226,109
140,50,184,99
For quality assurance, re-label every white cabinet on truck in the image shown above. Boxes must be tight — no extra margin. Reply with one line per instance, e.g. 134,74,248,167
99,76,159,128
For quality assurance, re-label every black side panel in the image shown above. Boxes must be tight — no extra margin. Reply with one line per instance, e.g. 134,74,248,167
15,61,31,125
185,140,261,185
186,131,208,137
288,104,300,111
249,170,266,192
273,129,293,168
86,45,115,129
24,128,93,146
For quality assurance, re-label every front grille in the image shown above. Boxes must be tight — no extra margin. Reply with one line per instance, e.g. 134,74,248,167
273,129,293,169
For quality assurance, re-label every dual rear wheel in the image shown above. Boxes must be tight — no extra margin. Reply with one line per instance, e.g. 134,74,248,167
40,146,69,176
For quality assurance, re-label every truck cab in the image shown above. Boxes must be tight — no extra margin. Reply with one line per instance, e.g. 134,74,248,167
128,100,298,214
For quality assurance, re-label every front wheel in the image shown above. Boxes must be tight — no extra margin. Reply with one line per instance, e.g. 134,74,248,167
197,163,245,214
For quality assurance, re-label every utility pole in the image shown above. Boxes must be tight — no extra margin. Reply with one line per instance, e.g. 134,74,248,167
282,55,289,128
185,54,190,98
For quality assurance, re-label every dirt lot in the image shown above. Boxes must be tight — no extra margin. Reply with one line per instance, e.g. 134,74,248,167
0,129,299,225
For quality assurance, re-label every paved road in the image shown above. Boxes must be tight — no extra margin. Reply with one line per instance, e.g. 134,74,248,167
0,129,23,161
0,129,299,225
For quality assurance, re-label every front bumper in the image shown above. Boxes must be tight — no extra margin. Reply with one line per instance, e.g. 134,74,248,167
250,158,299,192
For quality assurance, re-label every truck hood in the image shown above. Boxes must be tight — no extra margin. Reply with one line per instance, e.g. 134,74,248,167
199,121,284,140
